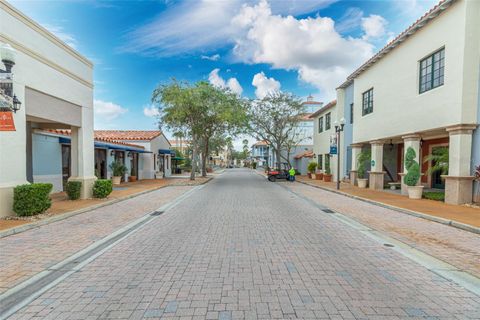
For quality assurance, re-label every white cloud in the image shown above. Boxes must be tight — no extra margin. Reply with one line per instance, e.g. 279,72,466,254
122,0,337,56
252,72,281,99
361,15,388,40
143,105,160,118
232,0,374,99
94,99,127,121
42,23,77,49
208,68,243,95
201,54,220,61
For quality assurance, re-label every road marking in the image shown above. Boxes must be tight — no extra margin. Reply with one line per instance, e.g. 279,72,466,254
0,184,205,319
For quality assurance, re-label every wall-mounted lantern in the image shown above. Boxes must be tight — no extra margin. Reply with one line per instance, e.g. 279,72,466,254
0,43,22,113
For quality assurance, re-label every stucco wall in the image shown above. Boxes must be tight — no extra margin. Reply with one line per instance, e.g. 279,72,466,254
352,0,479,143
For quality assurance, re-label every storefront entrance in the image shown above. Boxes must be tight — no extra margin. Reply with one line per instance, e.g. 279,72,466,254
61,145,71,191
95,149,107,179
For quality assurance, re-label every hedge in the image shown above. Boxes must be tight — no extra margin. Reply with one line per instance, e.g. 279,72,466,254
66,181,82,200
93,179,113,198
13,183,53,216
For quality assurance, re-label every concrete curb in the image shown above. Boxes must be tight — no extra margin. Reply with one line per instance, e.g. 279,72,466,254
0,177,212,239
296,180,480,235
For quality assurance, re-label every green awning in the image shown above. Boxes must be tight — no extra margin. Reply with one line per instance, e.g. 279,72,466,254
172,157,185,161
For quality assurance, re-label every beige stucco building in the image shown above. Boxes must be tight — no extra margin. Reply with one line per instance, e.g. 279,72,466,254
342,0,480,204
0,1,95,216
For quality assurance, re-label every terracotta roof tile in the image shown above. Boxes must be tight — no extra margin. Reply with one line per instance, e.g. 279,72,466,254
94,130,162,141
294,150,314,159
44,129,145,149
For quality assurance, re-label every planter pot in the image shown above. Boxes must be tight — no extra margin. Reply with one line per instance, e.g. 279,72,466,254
407,185,424,200
311,173,316,179
307,173,312,179
357,178,368,188
112,176,121,185
128,176,137,182
323,174,332,182
315,173,323,180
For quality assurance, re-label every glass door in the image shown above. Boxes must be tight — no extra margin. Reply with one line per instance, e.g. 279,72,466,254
61,145,71,191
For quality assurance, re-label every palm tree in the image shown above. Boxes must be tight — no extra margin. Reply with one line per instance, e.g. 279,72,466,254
424,147,448,176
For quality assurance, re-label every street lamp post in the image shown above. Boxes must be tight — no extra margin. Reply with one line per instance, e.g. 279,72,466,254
334,118,346,190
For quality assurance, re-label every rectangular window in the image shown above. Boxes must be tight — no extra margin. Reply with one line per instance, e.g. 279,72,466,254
419,48,445,93
325,112,331,130
350,103,354,124
318,154,323,170
362,88,373,116
318,117,323,133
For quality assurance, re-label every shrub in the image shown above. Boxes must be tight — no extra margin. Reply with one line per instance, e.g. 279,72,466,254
66,181,82,200
252,162,257,169
93,179,113,198
325,166,331,175
307,162,317,173
423,192,445,201
109,161,127,177
13,183,53,216
356,150,371,179
405,147,416,171
404,147,421,187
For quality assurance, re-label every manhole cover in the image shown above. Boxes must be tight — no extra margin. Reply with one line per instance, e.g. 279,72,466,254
384,243,394,247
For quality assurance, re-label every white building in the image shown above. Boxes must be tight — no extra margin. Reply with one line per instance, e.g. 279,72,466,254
343,0,480,204
0,1,95,217
310,100,340,180
94,131,173,179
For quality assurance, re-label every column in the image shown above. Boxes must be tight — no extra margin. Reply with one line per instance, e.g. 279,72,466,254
349,143,363,185
444,124,477,205
400,134,421,195
369,140,384,190
68,110,96,199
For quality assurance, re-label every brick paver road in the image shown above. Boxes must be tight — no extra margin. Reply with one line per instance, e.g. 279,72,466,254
0,185,193,294
6,169,480,319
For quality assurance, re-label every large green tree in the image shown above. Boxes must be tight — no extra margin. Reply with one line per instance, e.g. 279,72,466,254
247,92,304,169
152,80,247,179
152,81,204,180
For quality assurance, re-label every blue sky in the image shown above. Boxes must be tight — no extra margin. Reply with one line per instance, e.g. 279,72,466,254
10,0,437,143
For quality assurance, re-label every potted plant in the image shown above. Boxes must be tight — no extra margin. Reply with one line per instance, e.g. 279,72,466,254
404,147,423,199
110,161,127,185
323,166,332,182
315,169,324,180
356,151,370,188
307,162,317,179
128,166,137,182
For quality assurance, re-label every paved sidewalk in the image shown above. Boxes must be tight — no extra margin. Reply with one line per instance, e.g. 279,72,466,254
296,176,480,228
284,181,480,279
7,169,479,319
0,185,193,295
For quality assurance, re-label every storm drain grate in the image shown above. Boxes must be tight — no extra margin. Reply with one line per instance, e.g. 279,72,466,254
150,210,164,216
384,243,395,248
322,209,335,214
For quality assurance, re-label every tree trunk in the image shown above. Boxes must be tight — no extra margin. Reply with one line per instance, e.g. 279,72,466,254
275,147,282,170
190,140,197,180
202,139,209,177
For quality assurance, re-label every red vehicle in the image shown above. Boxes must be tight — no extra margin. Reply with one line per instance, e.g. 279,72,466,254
267,164,290,182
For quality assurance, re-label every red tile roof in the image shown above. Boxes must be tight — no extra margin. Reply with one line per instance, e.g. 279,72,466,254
94,130,162,141
253,140,269,147
338,0,455,88
43,129,145,149
309,100,337,118
294,150,314,159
